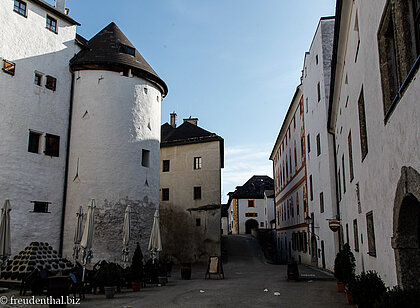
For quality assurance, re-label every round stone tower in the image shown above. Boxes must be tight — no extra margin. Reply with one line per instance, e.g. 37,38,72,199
62,22,167,262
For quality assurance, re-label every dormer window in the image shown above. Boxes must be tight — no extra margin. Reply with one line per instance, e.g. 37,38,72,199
120,44,135,56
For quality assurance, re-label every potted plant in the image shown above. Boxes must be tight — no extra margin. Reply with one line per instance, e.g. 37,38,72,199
333,243,355,292
95,262,121,299
373,286,420,308
129,243,144,291
347,271,386,308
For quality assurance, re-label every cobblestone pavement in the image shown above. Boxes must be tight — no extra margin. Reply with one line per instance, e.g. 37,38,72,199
1,235,349,307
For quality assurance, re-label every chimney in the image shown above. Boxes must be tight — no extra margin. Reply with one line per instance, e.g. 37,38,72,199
183,116,199,126
170,112,177,128
55,0,66,13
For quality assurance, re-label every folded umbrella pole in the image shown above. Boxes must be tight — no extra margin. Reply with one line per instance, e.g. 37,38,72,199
80,199,95,282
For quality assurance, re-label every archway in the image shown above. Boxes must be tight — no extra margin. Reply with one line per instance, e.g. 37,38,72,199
392,167,420,289
245,219,258,234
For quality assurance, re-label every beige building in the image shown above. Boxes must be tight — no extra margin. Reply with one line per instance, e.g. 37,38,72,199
160,113,224,263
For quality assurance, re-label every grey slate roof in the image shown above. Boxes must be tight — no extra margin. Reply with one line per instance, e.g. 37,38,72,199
70,22,167,96
161,122,223,146
228,175,274,200
161,121,224,168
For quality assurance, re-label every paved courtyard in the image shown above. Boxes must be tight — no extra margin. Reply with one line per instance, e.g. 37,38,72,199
2,235,348,307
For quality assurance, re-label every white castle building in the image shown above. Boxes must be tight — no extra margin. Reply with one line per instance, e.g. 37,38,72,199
0,0,167,262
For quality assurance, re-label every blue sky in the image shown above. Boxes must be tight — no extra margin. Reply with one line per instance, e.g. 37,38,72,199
66,0,336,202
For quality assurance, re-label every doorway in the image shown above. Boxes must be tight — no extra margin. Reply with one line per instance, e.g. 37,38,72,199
392,167,420,289
245,219,258,234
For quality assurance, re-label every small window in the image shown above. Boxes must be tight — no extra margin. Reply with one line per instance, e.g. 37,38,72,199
162,188,169,201
245,212,257,217
194,157,202,170
319,192,324,213
316,133,321,156
342,155,346,193
317,82,321,102
46,15,57,33
338,170,342,201
45,75,56,91
260,222,264,227
358,87,368,161
353,219,359,252
13,0,26,17
307,134,311,153
31,201,50,213
248,200,255,207
196,218,201,227
142,149,150,167
309,175,313,201
119,44,135,56
348,131,354,182
194,186,201,200
44,134,60,157
315,54,319,65
34,72,42,86
28,131,41,154
162,160,170,172
366,211,377,256
2,59,15,76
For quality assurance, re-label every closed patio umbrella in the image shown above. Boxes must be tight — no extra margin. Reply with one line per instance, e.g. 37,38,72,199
72,206,84,264
122,205,131,265
148,209,162,263
0,200,11,263
80,199,95,282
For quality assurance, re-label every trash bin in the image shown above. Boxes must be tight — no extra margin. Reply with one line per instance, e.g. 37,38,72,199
48,276,69,307
181,263,191,280
287,262,299,281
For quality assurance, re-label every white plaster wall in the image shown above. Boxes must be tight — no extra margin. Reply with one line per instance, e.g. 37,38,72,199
332,0,420,286
302,18,339,272
63,70,162,262
0,0,78,254
238,198,266,233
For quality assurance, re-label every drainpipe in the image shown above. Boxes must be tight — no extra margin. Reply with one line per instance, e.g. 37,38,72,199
329,130,341,251
59,71,75,255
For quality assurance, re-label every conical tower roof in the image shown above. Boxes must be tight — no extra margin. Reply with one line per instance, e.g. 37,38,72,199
71,22,168,96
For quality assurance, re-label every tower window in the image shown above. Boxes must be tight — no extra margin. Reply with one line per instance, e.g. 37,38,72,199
31,201,50,213
142,149,150,167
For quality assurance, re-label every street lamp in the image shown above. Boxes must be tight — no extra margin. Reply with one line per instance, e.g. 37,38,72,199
305,215,312,225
